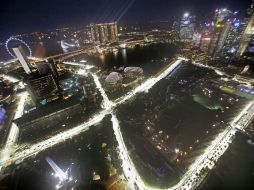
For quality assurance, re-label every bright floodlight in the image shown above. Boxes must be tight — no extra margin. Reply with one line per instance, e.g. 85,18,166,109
184,13,189,18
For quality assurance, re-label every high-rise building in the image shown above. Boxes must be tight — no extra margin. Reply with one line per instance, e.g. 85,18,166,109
221,19,245,57
193,32,202,46
24,74,60,106
36,62,52,75
208,8,233,58
200,36,212,52
13,45,60,107
90,22,118,44
12,46,32,74
180,13,196,41
214,8,232,24
199,23,213,52
47,59,59,78
237,0,254,56
212,21,232,57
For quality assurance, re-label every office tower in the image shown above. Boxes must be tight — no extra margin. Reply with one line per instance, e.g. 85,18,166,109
221,19,245,57
193,32,202,46
36,59,59,78
214,8,232,24
237,0,254,56
172,20,180,32
90,22,118,44
12,46,32,74
24,74,60,106
213,21,232,57
208,24,225,57
200,36,212,52
199,23,213,52
36,63,52,75
47,59,59,78
172,20,180,39
208,8,233,58
180,13,196,41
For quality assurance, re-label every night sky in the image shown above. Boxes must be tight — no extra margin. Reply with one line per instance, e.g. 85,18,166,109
0,0,252,40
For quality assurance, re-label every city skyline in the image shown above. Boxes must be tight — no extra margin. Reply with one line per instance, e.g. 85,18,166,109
1,1,254,190
0,0,251,40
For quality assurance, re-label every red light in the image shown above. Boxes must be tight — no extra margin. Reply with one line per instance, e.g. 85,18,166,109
202,37,211,41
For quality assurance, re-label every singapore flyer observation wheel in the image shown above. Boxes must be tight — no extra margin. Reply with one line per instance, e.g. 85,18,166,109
5,37,32,58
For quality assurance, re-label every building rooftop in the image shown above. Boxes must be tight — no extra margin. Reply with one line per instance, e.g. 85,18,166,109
14,97,82,128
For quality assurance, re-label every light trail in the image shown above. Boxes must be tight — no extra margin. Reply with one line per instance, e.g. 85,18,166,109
0,111,106,167
192,61,229,77
29,47,94,64
0,59,17,65
0,74,19,83
111,114,146,190
91,73,114,110
112,58,254,190
115,59,182,105
112,100,254,190
190,57,251,86
1,74,24,89
62,61,94,70
5,92,28,147
0,59,183,169
176,101,254,190
1,57,252,190
28,57,43,61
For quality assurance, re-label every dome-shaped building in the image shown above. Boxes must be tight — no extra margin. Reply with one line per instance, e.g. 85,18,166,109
105,72,123,84
124,67,143,74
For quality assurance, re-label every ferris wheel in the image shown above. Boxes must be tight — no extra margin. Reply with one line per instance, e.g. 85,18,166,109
5,36,32,58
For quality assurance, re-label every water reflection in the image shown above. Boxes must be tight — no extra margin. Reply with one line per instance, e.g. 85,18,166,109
99,54,106,64
121,48,127,66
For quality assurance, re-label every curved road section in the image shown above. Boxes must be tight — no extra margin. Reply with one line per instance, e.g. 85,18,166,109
1,58,254,190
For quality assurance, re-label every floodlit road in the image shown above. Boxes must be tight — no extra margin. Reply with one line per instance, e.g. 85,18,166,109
115,59,182,106
0,74,19,83
91,73,114,110
1,111,106,167
0,74,24,88
175,100,254,190
111,114,147,190
112,99,254,190
111,58,254,190
0,58,183,170
1,57,254,190
62,61,94,70
5,92,28,147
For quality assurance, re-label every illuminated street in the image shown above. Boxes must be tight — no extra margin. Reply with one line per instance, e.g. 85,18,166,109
1,2,254,188
1,56,254,190
0,58,183,168
5,92,28,147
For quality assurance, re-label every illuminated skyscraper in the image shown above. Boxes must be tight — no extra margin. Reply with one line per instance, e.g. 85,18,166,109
12,46,32,74
208,8,233,58
180,13,195,41
193,32,202,46
221,19,245,57
237,0,254,56
200,36,212,52
214,8,232,24
12,46,60,106
199,22,213,52
90,22,118,44
212,21,232,57
24,74,60,106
